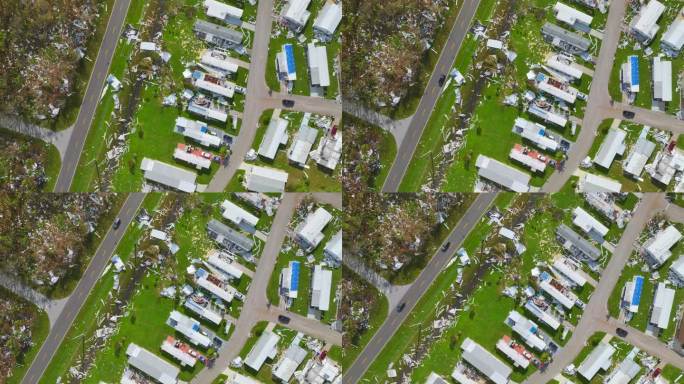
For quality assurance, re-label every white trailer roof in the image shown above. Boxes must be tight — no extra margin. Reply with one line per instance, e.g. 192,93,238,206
506,310,547,350
577,342,615,380
161,339,197,367
594,127,627,169
244,331,280,371
245,165,289,192
313,2,342,35
509,147,547,173
572,207,609,238
554,2,593,27
140,158,197,193
200,50,240,74
476,155,531,192
282,0,312,27
650,282,675,329
197,276,236,303
653,56,672,102
312,264,333,311
167,310,212,348
307,43,330,87
175,116,222,148
624,137,656,177
126,343,180,384
631,0,666,40
173,147,212,170
540,279,577,308
553,259,587,287
579,173,622,193
207,253,244,279
257,117,289,159
496,338,530,369
645,225,683,266
459,338,512,384
662,17,684,51
546,56,584,79
512,117,558,152
204,0,243,20
297,207,332,248
221,200,259,228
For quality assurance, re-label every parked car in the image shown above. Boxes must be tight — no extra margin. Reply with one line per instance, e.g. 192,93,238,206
113,217,122,230
616,328,628,337
438,74,446,86
622,110,635,119
282,99,295,108
278,315,290,324
396,302,406,312
441,242,451,252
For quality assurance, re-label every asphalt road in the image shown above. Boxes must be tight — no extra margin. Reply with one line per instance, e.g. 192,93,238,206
205,0,274,192
382,0,482,192
344,193,498,383
541,0,626,193
54,0,133,192
524,194,667,383
21,193,145,384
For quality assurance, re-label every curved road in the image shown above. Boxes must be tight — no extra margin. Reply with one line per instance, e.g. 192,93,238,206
382,0,483,192
344,193,498,383
54,0,133,192
21,193,146,384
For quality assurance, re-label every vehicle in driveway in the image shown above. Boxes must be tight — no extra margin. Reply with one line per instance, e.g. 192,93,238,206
396,302,406,312
622,110,635,119
616,327,628,337
282,99,295,108
113,217,122,230
441,242,451,252
278,315,290,324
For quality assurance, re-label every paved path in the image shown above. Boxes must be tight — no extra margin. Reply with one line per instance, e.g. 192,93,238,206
524,194,667,383
22,193,146,384
0,271,69,327
54,0,133,192
205,0,274,192
542,0,625,192
342,100,412,146
345,193,498,383
191,193,341,384
0,114,73,160
381,0,483,192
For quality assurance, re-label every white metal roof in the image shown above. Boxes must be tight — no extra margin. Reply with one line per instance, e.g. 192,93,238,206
307,43,331,87
204,0,243,21
126,343,179,384
606,358,641,384
282,0,312,26
645,225,682,266
670,256,684,281
161,338,197,367
313,2,342,35
288,124,318,166
631,0,666,40
244,331,280,371
140,158,197,193
184,298,223,325
577,342,615,380
572,207,609,238
512,117,558,152
207,253,244,279
257,117,289,159
579,173,622,193
195,77,236,98
662,17,684,51
459,338,512,384
554,2,593,27
509,147,547,173
506,310,547,350
624,137,656,177
653,56,672,102
594,127,627,169
540,279,577,309
496,338,530,369
553,258,587,287
200,50,240,74
167,310,212,348
475,155,531,192
650,282,675,329
174,116,222,148
297,207,332,248
324,230,342,261
312,264,333,311
197,275,236,303
173,147,212,170
273,344,307,382
538,78,578,103
245,165,289,192
546,56,584,79
221,200,259,228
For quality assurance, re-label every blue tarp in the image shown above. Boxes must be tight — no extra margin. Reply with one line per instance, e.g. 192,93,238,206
290,261,300,292
284,44,296,75
632,276,644,306
630,56,639,86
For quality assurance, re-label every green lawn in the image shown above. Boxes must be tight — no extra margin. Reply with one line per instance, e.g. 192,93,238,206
245,110,341,191
0,128,61,192
40,193,165,383
4,287,50,384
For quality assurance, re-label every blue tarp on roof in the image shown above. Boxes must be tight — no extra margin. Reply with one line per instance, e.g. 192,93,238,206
632,275,644,306
284,44,296,75
629,56,639,86
290,261,300,292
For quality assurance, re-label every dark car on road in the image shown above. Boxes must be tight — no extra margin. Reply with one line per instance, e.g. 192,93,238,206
622,110,635,119
438,74,446,86
113,217,122,230
616,327,628,337
282,99,295,108
278,315,290,324
396,302,406,312
441,242,451,252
